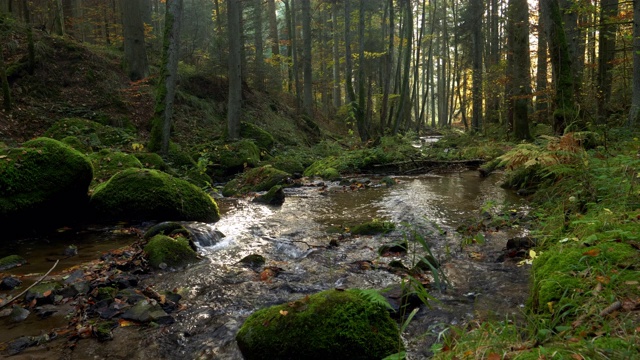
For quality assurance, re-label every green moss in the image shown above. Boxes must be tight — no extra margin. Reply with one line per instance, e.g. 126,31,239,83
89,149,143,187
200,140,261,179
240,122,275,152
90,168,220,223
144,235,198,268
222,166,290,197
531,242,640,313
266,154,305,174
0,137,93,227
351,219,395,235
0,255,27,271
95,287,117,301
236,289,402,360
61,136,92,153
44,118,134,149
253,185,285,205
133,152,168,171
143,221,190,240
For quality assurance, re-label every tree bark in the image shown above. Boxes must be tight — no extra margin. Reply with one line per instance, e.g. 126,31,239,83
149,0,183,154
597,0,618,122
121,0,149,81
266,0,281,91
508,0,532,140
0,28,11,112
629,0,640,126
541,0,575,135
22,0,35,74
380,0,393,132
471,0,483,132
227,0,242,140
536,4,549,123
253,0,265,91
332,0,341,109
393,0,412,134
344,0,355,105
356,0,367,141
53,0,65,35
301,0,313,117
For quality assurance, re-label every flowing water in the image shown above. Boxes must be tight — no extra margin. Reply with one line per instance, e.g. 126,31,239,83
2,171,531,359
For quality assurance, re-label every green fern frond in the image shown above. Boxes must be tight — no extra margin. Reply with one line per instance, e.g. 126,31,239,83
354,288,394,310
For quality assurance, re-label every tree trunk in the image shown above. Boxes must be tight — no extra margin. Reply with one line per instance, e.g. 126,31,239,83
380,0,393,132
301,0,313,117
629,0,640,127
597,0,618,122
541,0,575,135
121,0,149,81
22,0,35,74
0,31,11,112
291,0,301,107
253,0,264,91
267,0,281,91
508,0,532,140
536,4,549,123
149,0,183,154
344,0,355,104
393,0,412,134
53,0,65,35
356,0,367,141
227,0,242,140
560,0,583,98
332,0,341,109
471,0,483,132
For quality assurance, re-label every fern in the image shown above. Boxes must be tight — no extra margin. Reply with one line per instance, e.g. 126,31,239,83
354,288,395,310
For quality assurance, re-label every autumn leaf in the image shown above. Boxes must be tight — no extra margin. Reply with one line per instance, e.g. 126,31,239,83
43,290,52,297
570,354,584,360
487,353,501,360
118,319,137,327
279,310,288,316
595,275,610,284
583,249,600,257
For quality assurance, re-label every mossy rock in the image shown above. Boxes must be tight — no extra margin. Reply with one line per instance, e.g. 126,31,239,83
531,242,640,313
0,255,27,271
166,143,197,168
203,140,261,179
240,122,275,152
61,136,92,153
143,221,190,240
89,149,143,187
133,152,169,171
236,289,402,360
252,185,285,206
144,235,198,268
351,219,395,235
222,166,290,197
90,168,220,223
44,118,133,149
0,137,93,230
304,157,344,180
266,155,305,175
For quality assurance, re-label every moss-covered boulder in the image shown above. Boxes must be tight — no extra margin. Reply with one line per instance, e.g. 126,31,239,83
236,289,402,360
0,137,93,230
266,154,306,175
44,118,134,149
0,255,27,271
133,152,169,171
351,219,395,235
203,140,261,179
240,122,275,152
90,168,220,223
89,149,143,187
144,235,198,268
222,166,290,197
60,136,92,153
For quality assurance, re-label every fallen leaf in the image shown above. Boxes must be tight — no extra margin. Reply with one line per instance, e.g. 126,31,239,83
583,249,600,257
279,310,288,316
118,319,136,327
595,275,610,284
487,353,501,360
43,290,52,297
625,281,638,285
571,354,584,360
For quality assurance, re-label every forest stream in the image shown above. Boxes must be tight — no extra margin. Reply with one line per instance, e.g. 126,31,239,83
2,171,531,359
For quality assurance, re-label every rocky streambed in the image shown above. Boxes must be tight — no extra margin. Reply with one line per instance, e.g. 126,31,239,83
0,171,532,359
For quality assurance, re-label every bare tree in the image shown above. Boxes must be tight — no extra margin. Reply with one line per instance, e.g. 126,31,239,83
121,0,149,81
228,0,242,140
629,0,640,127
508,0,532,140
301,0,313,117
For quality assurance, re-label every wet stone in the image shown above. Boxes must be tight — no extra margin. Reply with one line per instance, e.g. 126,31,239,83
63,269,86,284
121,300,170,323
10,305,30,322
24,282,60,305
116,288,146,305
6,336,36,356
0,276,22,290
34,305,58,319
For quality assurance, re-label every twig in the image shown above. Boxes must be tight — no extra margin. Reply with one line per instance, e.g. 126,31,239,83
0,259,59,309
599,300,622,317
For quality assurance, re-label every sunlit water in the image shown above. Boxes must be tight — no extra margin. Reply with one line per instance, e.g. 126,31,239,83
3,171,531,359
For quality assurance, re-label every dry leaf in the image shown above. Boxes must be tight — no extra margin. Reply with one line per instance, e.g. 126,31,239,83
583,249,600,257
118,319,136,327
571,354,584,360
487,353,501,360
595,275,610,284
279,310,288,316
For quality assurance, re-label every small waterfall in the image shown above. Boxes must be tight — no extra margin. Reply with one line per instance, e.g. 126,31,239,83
182,222,226,248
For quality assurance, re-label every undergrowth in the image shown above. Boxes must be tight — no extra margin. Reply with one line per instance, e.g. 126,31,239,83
432,131,640,359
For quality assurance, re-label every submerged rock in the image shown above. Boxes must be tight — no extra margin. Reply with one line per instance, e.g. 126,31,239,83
10,305,30,322
24,281,61,305
121,299,173,324
236,289,402,360
90,168,220,223
223,165,290,196
0,276,22,290
252,185,285,206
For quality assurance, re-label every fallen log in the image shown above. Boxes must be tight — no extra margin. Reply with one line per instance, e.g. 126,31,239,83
369,158,485,174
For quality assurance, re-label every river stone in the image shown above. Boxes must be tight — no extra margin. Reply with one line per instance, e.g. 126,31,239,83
6,336,36,356
0,137,93,231
10,305,30,322
236,289,402,360
0,276,22,290
144,235,199,269
121,300,173,324
0,255,27,271
222,165,290,196
34,305,58,319
24,281,61,305
89,168,220,223
252,185,285,206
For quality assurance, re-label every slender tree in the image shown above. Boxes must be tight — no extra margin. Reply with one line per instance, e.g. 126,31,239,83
149,0,183,154
301,0,313,117
227,0,242,140
629,0,640,126
22,0,34,74
121,0,149,81
344,0,355,104
536,3,549,123
332,0,341,109
0,15,11,112
266,0,281,90
471,0,483,132
356,0,367,141
253,0,265,91
597,0,618,122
